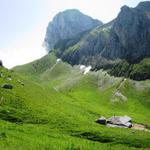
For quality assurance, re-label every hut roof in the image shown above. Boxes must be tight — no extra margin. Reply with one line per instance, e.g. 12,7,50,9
107,116,131,125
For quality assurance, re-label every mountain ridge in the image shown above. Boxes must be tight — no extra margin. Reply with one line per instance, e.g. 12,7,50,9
44,9,103,51
49,2,150,80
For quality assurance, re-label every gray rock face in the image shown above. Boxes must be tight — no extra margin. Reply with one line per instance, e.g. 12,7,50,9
44,2,150,80
137,1,150,13
44,9,103,51
53,2,150,65
102,3,150,62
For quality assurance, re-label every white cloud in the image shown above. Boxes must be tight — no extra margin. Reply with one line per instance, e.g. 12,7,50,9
0,47,46,69
0,25,47,68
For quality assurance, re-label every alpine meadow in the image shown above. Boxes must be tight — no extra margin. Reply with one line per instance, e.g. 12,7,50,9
0,1,150,150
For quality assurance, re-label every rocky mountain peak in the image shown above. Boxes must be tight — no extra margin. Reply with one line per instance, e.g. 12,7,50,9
101,1,150,62
44,9,103,51
43,2,150,80
137,1,150,10
120,5,130,11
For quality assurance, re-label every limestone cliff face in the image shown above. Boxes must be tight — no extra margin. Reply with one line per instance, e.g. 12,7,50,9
44,9,102,51
53,2,150,65
44,2,150,80
102,2,150,62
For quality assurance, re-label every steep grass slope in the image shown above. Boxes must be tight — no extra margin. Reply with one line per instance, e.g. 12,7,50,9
0,54,150,149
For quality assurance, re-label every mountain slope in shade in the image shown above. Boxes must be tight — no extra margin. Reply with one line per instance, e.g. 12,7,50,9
44,9,103,51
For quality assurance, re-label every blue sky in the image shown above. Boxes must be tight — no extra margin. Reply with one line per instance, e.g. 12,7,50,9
0,0,145,68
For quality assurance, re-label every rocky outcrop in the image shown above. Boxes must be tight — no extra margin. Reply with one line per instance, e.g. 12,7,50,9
1,84,13,89
44,9,103,51
45,2,150,80
102,3,150,62
54,21,114,67
53,2,150,64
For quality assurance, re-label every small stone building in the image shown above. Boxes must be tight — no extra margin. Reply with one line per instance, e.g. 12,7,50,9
97,115,132,128
96,116,106,125
107,115,132,128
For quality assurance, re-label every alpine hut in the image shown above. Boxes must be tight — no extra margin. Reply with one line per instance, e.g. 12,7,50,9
107,115,132,128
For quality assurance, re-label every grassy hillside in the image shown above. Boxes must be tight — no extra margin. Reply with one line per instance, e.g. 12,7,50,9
0,54,150,149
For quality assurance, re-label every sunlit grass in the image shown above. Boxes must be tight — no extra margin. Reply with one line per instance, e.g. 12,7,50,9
0,54,150,149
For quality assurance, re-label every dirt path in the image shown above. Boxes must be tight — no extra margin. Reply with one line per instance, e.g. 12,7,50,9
117,78,127,90
132,124,150,132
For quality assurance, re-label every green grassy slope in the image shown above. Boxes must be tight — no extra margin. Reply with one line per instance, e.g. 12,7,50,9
0,54,150,150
